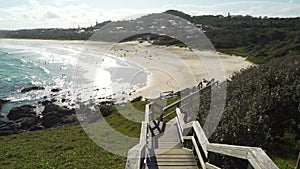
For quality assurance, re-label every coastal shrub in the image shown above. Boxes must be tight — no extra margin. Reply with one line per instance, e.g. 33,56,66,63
198,55,300,165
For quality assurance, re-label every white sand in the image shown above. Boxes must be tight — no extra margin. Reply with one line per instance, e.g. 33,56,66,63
104,41,253,99
1,39,253,99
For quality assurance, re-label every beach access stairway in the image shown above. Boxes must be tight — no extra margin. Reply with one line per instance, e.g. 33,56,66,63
146,119,198,169
126,82,279,169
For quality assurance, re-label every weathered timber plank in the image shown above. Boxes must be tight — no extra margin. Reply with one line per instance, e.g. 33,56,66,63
126,143,146,169
247,148,279,169
205,162,221,169
207,143,252,159
193,121,209,157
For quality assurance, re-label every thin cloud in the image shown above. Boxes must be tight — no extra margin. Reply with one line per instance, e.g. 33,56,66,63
44,11,60,19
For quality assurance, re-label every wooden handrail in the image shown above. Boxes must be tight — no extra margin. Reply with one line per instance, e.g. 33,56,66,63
162,82,217,121
127,81,279,169
126,126,147,169
126,103,152,169
175,108,279,169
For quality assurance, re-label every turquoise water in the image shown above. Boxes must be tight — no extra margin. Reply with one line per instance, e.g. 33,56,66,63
0,41,80,114
0,40,147,115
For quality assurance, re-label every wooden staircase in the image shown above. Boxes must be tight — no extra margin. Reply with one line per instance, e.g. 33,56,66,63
126,85,279,169
145,119,198,169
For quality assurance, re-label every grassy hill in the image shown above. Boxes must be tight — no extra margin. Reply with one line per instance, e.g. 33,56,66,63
0,125,126,169
0,98,187,168
0,100,147,168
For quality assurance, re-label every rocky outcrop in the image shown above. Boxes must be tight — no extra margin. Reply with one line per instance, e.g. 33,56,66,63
42,115,62,128
0,103,78,136
41,103,77,128
40,99,56,106
0,122,18,136
51,88,61,93
15,117,39,129
7,105,36,120
21,86,45,93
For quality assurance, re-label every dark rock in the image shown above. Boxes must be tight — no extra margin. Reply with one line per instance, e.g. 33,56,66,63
62,115,78,124
7,105,36,120
42,103,75,117
0,99,9,110
0,117,42,135
0,122,18,136
42,116,61,128
42,111,62,117
41,103,76,127
41,100,53,106
0,102,77,135
14,117,39,130
21,86,45,93
51,88,61,93
0,120,6,127
29,124,45,131
41,99,57,106
61,98,66,103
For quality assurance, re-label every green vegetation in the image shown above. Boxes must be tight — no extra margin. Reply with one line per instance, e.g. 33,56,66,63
166,10,300,63
0,100,149,168
198,55,299,168
0,96,185,168
0,125,126,169
0,21,111,40
273,156,298,169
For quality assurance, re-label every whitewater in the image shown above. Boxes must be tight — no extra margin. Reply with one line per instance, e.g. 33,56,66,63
0,39,147,116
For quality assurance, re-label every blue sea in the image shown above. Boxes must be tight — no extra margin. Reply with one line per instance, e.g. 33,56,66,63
0,39,147,116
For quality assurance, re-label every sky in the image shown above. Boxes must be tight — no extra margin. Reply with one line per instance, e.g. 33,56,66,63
0,0,299,30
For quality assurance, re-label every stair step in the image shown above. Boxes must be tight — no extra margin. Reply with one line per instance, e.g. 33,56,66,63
146,166,198,169
154,154,195,159
144,118,199,169
152,135,179,139
147,161,198,166
154,148,193,155
150,158,196,162
149,140,180,143
153,143,182,149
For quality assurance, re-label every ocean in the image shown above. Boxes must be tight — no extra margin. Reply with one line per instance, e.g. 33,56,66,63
0,40,147,116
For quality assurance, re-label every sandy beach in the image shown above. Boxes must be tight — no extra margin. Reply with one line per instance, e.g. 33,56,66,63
1,39,253,100
95,41,253,99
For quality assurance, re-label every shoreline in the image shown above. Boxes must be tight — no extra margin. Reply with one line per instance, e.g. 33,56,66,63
0,38,253,135
0,38,253,100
